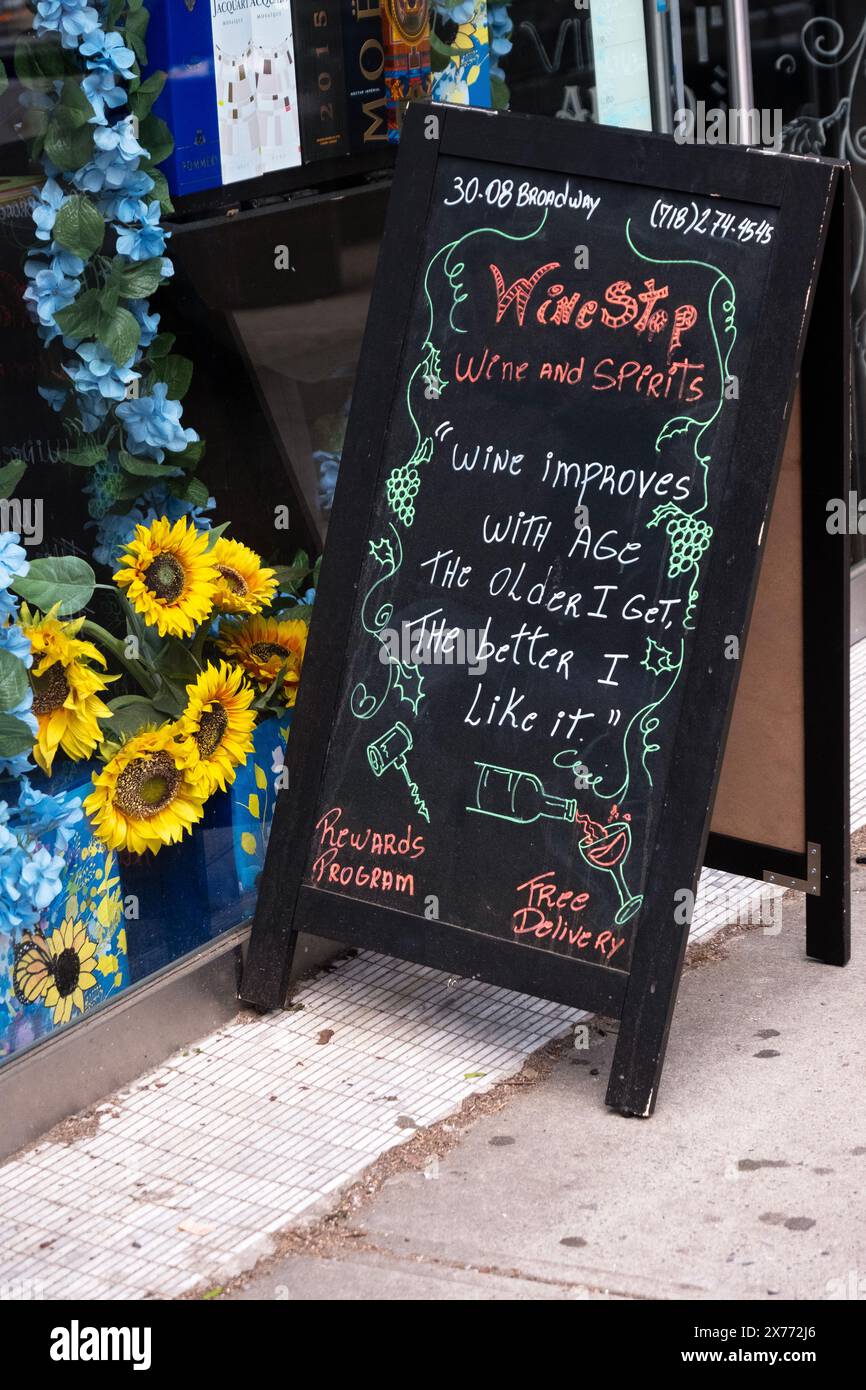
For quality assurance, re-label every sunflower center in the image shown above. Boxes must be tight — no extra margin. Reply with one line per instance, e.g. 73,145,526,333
250,641,288,663
30,663,70,715
196,703,229,758
115,751,181,820
53,947,80,998
217,564,249,596
143,553,185,603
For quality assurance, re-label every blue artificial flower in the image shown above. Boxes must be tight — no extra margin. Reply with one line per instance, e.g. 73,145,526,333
22,259,81,338
50,244,85,279
0,619,32,668
314,449,340,514
0,533,29,621
13,780,83,854
34,0,100,50
99,173,155,222
93,117,146,162
82,66,127,124
116,382,199,462
21,843,67,912
38,386,69,413
78,395,112,433
141,482,213,531
128,299,160,347
89,481,213,568
488,1,513,80
80,28,137,78
89,503,143,566
114,201,168,261
32,179,66,242
0,691,37,781
65,342,139,401
73,120,147,196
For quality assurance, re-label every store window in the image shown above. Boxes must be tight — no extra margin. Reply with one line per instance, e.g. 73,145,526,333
0,2,667,1068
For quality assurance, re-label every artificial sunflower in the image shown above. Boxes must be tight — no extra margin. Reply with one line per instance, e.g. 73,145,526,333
113,515,219,639
13,918,98,1026
210,537,277,615
215,615,308,707
177,661,256,795
84,724,208,855
19,604,117,775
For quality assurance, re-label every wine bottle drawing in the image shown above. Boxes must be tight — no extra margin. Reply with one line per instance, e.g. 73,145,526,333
467,763,578,825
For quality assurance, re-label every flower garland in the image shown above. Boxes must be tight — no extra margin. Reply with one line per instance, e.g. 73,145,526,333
17,0,210,566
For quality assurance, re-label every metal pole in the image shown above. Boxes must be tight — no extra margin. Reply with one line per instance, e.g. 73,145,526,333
643,0,673,135
725,0,756,143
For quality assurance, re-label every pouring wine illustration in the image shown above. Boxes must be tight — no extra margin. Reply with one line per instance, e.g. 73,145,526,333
467,762,642,926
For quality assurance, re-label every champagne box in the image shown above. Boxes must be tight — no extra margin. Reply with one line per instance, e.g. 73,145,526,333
146,0,303,197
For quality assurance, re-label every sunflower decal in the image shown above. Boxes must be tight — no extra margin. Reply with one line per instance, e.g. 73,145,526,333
84,725,208,854
13,918,99,1026
210,537,277,615
177,661,256,795
114,516,219,639
20,604,118,775
215,615,308,707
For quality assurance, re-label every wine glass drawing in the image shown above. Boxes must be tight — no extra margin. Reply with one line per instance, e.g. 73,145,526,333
576,813,643,926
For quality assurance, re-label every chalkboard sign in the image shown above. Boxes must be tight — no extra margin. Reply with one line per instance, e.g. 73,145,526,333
243,108,842,1115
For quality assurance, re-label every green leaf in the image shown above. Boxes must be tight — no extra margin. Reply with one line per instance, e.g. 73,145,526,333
0,59,8,100
150,353,192,401
151,682,185,718
57,75,94,128
62,442,108,469
96,305,140,367
12,556,96,617
118,449,182,479
0,458,26,499
129,70,165,120
176,476,210,508
0,714,34,759
153,637,199,684
171,438,205,470
100,697,161,747
0,649,29,714
119,257,165,299
14,36,65,91
44,119,94,172
54,287,102,341
145,169,174,216
53,195,105,259
125,6,150,40
148,332,175,360
138,112,173,165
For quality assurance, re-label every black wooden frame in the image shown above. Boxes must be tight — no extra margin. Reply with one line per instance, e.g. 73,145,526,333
242,106,847,1117
704,175,851,968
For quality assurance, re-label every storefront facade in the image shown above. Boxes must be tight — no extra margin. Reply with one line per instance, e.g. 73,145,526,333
0,0,858,1155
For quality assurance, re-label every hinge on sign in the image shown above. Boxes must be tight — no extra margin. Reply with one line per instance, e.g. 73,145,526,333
763,842,821,896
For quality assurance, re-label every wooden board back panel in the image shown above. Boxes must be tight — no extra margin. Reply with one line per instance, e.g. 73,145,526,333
711,389,805,853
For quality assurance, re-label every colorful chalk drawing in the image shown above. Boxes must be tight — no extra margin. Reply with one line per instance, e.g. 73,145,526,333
348,201,738,919
555,224,738,845
349,212,549,821
366,722,429,821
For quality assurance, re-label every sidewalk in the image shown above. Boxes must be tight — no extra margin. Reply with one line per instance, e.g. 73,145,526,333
230,874,865,1302
1,645,862,1300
